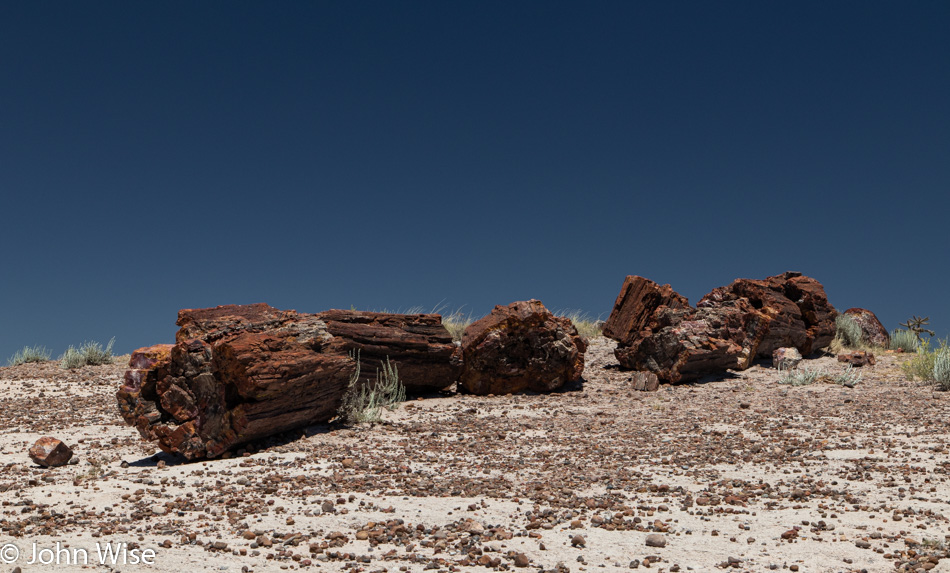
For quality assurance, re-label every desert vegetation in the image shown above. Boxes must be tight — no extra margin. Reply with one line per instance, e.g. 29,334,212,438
556,309,603,340
59,338,116,369
6,344,51,366
337,351,406,424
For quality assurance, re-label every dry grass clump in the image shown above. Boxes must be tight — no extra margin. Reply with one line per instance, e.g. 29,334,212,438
338,351,406,424
557,309,603,340
60,338,115,369
442,310,475,343
6,345,52,366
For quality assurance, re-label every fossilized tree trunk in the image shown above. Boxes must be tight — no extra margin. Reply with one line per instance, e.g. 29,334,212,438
117,304,460,459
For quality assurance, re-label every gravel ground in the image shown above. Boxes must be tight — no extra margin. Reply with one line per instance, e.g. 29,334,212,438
1,339,949,573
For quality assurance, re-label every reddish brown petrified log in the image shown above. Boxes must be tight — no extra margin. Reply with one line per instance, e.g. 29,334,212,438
602,276,689,345
117,304,460,459
603,272,838,383
459,300,586,396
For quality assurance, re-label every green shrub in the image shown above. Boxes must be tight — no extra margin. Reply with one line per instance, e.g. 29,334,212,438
890,329,919,352
6,345,52,366
557,309,603,340
60,338,115,369
779,366,823,386
833,314,865,350
338,351,406,424
934,347,950,391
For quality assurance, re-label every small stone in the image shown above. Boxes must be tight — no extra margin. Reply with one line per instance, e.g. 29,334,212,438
341,458,355,469
321,500,335,514
513,553,530,567
772,347,802,370
855,540,871,549
356,531,369,540
571,534,586,547
28,437,73,468
645,534,667,548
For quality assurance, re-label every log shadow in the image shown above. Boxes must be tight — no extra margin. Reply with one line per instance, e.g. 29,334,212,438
126,451,189,467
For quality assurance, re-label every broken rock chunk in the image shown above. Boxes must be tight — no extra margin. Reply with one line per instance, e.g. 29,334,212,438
28,437,73,468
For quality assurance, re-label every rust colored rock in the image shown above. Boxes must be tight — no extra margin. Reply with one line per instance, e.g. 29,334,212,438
772,347,803,370
615,298,770,383
459,300,586,395
118,304,460,459
700,272,837,357
838,351,876,367
629,371,660,392
602,276,689,345
604,272,837,383
29,437,73,467
844,308,890,348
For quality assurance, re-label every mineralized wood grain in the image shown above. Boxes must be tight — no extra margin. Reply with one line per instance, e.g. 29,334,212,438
604,272,838,382
117,304,460,459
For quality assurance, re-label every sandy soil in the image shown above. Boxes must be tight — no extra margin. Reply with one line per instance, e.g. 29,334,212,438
1,339,949,573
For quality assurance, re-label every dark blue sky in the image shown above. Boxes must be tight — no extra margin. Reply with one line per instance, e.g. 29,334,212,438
2,1,948,359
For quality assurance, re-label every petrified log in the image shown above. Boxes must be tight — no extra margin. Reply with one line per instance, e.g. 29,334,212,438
117,304,460,459
843,308,890,348
603,272,838,383
459,300,586,395
699,272,837,356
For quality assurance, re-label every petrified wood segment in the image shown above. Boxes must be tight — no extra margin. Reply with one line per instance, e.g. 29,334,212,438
459,300,586,396
604,272,838,383
602,276,689,345
117,304,460,459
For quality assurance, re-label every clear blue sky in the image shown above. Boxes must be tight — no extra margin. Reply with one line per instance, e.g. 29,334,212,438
2,1,948,359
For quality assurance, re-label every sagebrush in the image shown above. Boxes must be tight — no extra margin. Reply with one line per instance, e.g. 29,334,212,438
832,314,865,350
778,366,823,386
60,338,115,369
890,329,919,352
6,345,52,366
933,347,950,391
901,338,950,384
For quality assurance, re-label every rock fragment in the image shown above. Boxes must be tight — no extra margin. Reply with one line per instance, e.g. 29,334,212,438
28,437,73,467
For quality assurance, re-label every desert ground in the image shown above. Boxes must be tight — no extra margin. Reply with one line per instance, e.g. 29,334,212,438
1,338,949,573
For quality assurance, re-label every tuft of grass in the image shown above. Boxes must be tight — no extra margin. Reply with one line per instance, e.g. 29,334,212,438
60,338,115,369
833,364,862,387
890,328,919,352
778,366,823,386
338,351,406,424
557,309,604,340
442,309,475,343
6,345,52,366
